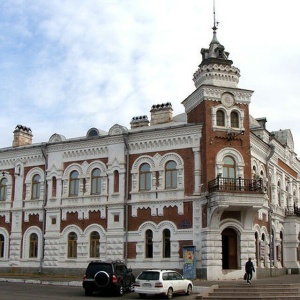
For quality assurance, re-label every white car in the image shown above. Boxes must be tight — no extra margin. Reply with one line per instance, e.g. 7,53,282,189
134,269,193,299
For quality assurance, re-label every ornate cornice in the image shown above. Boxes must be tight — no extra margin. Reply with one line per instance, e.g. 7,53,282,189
182,85,253,113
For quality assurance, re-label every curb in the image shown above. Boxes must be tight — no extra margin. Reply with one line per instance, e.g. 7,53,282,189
0,277,207,293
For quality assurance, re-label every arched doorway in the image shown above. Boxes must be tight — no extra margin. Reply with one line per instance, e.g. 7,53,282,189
222,228,238,269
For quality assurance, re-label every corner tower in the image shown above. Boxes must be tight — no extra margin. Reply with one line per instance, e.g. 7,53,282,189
182,22,254,190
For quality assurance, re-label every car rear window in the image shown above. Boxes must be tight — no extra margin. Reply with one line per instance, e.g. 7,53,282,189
138,271,160,280
86,262,113,275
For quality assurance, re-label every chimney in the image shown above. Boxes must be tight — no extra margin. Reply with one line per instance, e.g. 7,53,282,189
150,102,173,126
130,115,149,129
13,125,33,147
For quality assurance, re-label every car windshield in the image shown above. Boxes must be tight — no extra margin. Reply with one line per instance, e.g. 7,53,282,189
86,263,113,275
138,271,160,280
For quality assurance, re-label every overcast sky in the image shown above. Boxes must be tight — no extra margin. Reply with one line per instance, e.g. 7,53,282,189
1,0,300,153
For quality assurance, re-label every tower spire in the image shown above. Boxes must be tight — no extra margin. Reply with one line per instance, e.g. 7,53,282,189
213,0,218,33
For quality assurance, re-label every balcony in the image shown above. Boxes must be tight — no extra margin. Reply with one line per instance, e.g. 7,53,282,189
208,177,264,194
207,177,265,210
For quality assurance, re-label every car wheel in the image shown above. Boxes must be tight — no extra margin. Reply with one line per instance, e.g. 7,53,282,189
166,287,173,299
128,281,135,292
186,284,192,295
139,293,147,299
84,289,93,296
116,283,124,297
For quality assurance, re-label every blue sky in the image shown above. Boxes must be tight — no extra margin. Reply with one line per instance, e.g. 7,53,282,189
1,0,300,153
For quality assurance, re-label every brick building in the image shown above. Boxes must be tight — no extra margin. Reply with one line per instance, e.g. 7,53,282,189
0,24,300,280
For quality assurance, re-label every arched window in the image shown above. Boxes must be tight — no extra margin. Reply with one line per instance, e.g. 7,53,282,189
29,233,38,258
165,161,177,189
230,111,239,128
91,168,101,195
145,229,153,258
90,231,100,258
0,178,7,201
31,175,41,199
52,176,57,197
163,229,171,258
140,163,151,191
223,156,236,178
68,232,77,258
114,170,119,193
0,234,4,258
217,110,225,126
69,171,79,196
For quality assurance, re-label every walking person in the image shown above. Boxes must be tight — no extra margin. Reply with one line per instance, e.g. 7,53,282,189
245,257,255,284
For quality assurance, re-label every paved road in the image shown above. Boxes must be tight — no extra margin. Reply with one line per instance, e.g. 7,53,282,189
0,281,198,300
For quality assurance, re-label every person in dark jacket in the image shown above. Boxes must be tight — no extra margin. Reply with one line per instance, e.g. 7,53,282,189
245,257,255,284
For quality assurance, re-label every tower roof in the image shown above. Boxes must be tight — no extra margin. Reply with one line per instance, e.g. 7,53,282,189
199,21,232,67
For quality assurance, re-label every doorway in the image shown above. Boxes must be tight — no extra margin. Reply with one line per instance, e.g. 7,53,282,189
222,228,238,269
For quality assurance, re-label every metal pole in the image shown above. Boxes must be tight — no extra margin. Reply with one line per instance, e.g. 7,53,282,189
269,209,273,277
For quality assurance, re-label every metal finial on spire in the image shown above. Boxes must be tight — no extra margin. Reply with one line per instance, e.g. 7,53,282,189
213,0,219,33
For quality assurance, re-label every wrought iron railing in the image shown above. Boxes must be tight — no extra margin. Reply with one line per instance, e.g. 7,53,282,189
208,176,264,193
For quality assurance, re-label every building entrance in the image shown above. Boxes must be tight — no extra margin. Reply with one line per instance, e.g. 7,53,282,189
222,228,238,269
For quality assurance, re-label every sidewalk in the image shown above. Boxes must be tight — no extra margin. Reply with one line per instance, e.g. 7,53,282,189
0,273,299,294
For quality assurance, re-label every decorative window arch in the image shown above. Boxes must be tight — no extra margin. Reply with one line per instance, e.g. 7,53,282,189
0,178,7,201
25,168,44,201
165,161,177,189
22,227,42,259
215,148,245,178
212,105,245,131
31,174,41,199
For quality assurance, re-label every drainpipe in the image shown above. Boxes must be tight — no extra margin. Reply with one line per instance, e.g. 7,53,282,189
123,134,130,265
266,140,275,276
40,143,48,273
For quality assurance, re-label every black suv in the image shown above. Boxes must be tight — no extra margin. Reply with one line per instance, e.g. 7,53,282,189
82,260,135,296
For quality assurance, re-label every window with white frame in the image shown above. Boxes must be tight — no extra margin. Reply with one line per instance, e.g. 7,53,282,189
29,233,38,258
68,232,77,258
69,171,79,196
91,168,101,195
0,178,7,201
140,163,151,191
217,110,225,126
90,231,100,258
165,161,177,189
0,234,4,258
163,229,171,258
145,229,153,258
31,175,41,199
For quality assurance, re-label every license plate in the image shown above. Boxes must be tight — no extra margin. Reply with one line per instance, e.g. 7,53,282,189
142,283,151,287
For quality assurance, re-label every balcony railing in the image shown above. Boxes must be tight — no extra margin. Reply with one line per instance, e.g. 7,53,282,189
208,176,264,194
